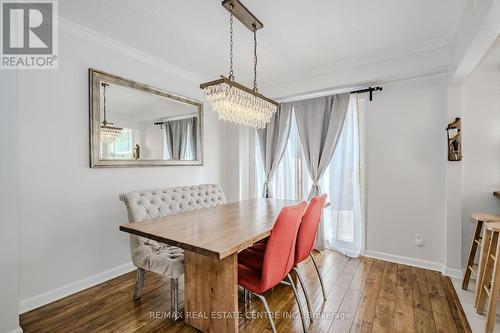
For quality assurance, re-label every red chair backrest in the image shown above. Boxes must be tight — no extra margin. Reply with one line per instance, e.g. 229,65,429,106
261,202,307,291
295,194,328,264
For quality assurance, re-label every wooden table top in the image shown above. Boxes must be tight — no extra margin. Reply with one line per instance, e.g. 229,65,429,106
119,198,298,259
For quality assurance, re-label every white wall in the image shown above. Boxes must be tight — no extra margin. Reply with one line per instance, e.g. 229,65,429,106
364,74,448,267
236,73,450,269
140,122,164,159
445,83,464,274
0,71,22,333
460,38,500,264
16,27,225,310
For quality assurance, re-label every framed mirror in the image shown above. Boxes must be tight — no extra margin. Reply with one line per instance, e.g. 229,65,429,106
89,69,203,167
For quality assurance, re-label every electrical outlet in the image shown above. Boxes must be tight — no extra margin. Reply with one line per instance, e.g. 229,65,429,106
414,233,424,246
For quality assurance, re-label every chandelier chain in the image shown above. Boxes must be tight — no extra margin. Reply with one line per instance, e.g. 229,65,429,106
102,82,108,125
229,8,234,80
253,25,258,92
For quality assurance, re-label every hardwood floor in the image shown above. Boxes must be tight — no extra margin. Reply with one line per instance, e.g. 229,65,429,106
20,251,471,333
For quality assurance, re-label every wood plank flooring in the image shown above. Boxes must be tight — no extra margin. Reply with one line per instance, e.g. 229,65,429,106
20,250,471,333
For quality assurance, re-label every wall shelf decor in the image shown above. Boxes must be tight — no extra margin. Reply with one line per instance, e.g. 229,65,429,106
446,117,462,161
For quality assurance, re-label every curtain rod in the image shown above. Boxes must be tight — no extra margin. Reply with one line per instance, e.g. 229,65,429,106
276,85,383,103
350,86,383,101
153,114,197,125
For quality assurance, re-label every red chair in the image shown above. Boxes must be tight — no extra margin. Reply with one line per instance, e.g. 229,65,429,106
238,202,307,333
292,194,328,318
248,194,328,321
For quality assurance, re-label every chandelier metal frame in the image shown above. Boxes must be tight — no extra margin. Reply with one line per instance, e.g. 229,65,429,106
200,75,279,108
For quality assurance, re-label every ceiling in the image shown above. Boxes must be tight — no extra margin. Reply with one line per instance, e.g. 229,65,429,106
60,0,467,86
104,83,197,121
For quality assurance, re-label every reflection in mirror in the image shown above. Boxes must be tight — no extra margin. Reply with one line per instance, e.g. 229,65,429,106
97,81,199,162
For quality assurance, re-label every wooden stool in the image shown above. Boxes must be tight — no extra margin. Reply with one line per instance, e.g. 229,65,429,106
463,214,500,292
477,222,500,332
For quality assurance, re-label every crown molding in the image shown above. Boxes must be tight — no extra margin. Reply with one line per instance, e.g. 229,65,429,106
265,47,449,100
58,16,203,83
261,38,450,90
58,15,451,93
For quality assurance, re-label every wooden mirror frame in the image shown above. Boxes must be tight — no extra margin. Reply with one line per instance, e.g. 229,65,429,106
89,69,204,168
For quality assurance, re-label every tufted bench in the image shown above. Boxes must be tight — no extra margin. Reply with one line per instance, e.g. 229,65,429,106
119,184,226,319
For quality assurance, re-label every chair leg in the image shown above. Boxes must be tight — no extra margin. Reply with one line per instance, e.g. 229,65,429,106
133,268,145,301
475,225,491,307
478,231,498,314
252,293,277,333
244,288,251,305
170,277,180,320
463,219,483,290
292,267,313,322
310,253,327,301
287,274,309,333
486,232,500,333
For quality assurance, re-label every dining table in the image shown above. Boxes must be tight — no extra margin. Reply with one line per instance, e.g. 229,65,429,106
119,198,297,333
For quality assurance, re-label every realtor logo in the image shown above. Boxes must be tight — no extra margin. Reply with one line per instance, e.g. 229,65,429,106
1,0,58,69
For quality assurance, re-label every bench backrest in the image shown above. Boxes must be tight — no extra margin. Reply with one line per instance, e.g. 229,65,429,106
119,184,226,223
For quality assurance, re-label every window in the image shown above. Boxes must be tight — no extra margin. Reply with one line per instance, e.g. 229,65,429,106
101,128,135,159
256,113,308,200
255,96,364,256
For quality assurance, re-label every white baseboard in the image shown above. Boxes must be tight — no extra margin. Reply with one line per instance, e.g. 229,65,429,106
442,266,464,279
4,327,23,333
364,250,444,271
19,262,135,314
364,250,463,278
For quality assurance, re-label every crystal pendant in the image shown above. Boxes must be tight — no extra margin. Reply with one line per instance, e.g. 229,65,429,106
100,124,122,143
203,82,278,129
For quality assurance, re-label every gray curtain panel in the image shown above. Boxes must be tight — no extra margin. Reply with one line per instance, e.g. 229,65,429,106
294,93,350,199
189,117,198,159
257,104,293,198
164,117,197,160
294,93,350,250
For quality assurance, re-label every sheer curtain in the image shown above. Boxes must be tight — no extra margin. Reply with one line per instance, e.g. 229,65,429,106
256,105,293,198
255,95,364,257
256,113,305,200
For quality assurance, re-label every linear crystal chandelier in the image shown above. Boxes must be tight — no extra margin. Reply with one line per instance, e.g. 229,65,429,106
200,0,278,129
100,82,123,143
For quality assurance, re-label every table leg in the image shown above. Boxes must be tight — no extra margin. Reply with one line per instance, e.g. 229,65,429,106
184,250,238,333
